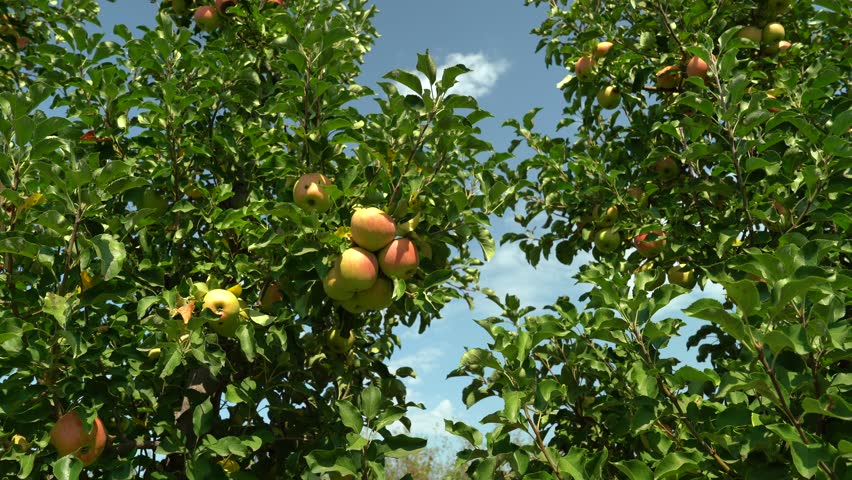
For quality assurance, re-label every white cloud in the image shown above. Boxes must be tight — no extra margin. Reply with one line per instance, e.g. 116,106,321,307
390,398,460,438
394,52,509,99
388,346,443,385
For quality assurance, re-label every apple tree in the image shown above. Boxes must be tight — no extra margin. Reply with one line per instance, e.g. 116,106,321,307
449,0,850,478
0,0,508,478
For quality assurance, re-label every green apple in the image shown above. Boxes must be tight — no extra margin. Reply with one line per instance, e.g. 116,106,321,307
633,231,667,258
327,329,355,354
737,26,763,44
338,247,378,291
202,289,241,336
593,41,613,59
193,6,220,31
668,264,697,289
350,207,396,251
653,156,680,181
293,173,331,212
593,205,619,227
378,238,419,279
574,55,595,82
594,228,621,253
762,23,785,44
597,86,621,109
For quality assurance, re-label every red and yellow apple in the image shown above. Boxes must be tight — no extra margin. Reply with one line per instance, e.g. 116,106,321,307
193,6,220,31
378,238,419,279
50,412,108,466
350,207,396,252
593,41,613,59
575,56,595,82
633,231,667,258
686,55,708,78
338,247,379,291
340,277,394,314
594,205,619,227
656,66,680,89
597,86,621,109
293,173,331,212
202,288,241,336
322,260,356,301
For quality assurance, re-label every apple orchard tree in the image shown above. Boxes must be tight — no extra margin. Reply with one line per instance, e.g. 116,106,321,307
0,0,510,478
448,0,850,479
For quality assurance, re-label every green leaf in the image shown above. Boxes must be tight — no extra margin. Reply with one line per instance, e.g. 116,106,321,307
802,394,852,421
43,292,72,328
725,279,760,316
336,400,363,433
51,456,83,480
192,398,214,438
137,296,159,321
440,64,471,91
791,441,826,478
683,298,750,345
614,459,653,480
90,234,127,281
655,452,701,478
384,69,424,95
236,324,256,362
0,235,41,259
383,433,427,458
159,346,182,378
359,386,381,420
444,419,482,447
473,225,496,261
416,50,437,85
503,390,522,423
17,453,35,478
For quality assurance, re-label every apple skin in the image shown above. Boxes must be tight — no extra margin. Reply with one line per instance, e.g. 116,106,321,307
322,259,356,301
655,66,680,89
574,56,595,82
597,86,620,109
202,289,241,337
668,265,697,289
216,0,237,12
654,156,680,181
762,23,785,44
593,41,613,59
766,40,791,55
15,37,29,50
265,0,284,5
172,0,189,14
327,329,355,354
686,55,708,78
338,247,379,291
594,205,619,227
738,26,763,44
378,238,419,280
193,6,220,31
293,173,331,212
50,412,107,466
594,228,621,253
340,276,394,313
627,186,644,201
633,231,667,258
350,207,396,252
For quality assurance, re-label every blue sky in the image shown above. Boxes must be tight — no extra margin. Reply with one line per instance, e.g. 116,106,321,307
93,0,722,445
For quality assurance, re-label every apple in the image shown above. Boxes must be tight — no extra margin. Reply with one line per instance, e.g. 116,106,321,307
593,41,613,59
259,282,284,311
216,0,237,13
202,289,241,336
627,186,644,201
265,0,284,5
15,37,29,50
147,348,162,359
737,26,762,44
340,277,394,313
597,86,620,109
11,434,29,451
350,207,395,252
668,265,696,289
766,0,790,14
762,23,785,44
338,247,378,291
378,238,419,279
655,66,680,89
327,329,355,354
594,228,621,253
193,6,220,31
50,412,108,466
593,205,619,227
322,259,356,301
574,56,595,82
633,231,667,258
653,156,680,181
172,0,189,14
293,173,331,212
686,55,708,78
766,40,791,55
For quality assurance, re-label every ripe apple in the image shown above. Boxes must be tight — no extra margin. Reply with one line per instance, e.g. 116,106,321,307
50,412,107,466
350,207,396,252
322,259,356,301
338,247,379,291
202,289,241,336
762,23,785,44
655,66,680,89
593,41,613,59
327,329,355,354
574,56,595,82
766,40,791,55
265,0,284,5
737,26,762,44
15,37,29,50
194,6,220,31
594,228,621,253
597,86,621,109
686,55,708,78
259,282,284,311
216,0,237,12
653,156,680,181
340,276,394,313
593,205,619,227
668,265,697,289
378,238,419,279
293,173,331,212
633,231,667,258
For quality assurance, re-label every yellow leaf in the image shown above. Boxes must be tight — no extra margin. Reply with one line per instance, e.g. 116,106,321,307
21,193,44,211
219,458,240,473
227,284,243,297
80,270,96,291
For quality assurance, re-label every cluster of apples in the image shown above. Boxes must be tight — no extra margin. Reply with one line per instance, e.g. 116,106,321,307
292,173,419,314
574,41,622,110
169,0,285,32
49,411,108,467
737,22,790,55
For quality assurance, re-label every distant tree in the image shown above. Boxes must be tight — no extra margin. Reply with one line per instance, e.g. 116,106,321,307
450,0,850,478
